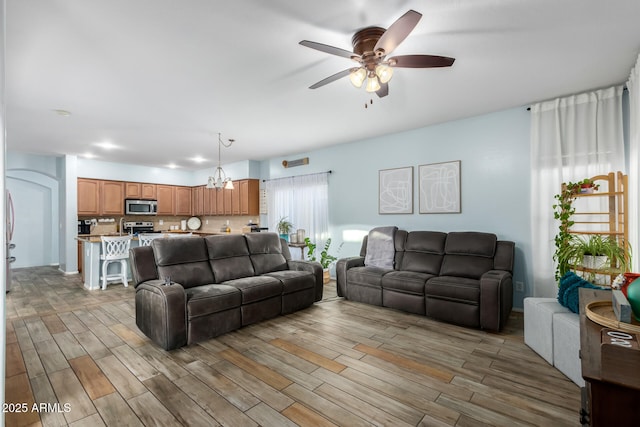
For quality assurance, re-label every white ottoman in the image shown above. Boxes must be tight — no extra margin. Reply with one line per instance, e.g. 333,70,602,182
552,312,584,386
524,297,571,364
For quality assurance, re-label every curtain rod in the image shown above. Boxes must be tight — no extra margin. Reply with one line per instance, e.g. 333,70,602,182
526,86,628,111
262,170,332,183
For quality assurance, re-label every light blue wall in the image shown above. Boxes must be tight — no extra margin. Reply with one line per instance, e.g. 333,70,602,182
261,107,532,308
7,107,533,308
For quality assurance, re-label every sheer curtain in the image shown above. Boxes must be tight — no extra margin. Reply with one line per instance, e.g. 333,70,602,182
627,54,640,272
530,86,625,297
266,172,330,259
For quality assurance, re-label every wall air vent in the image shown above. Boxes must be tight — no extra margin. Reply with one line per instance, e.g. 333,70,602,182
282,157,309,168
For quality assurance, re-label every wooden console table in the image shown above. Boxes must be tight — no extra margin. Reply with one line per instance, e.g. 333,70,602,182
579,288,640,426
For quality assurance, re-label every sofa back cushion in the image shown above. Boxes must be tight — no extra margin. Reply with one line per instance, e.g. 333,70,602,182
400,231,447,274
440,232,497,279
152,237,214,288
205,234,255,282
245,233,288,274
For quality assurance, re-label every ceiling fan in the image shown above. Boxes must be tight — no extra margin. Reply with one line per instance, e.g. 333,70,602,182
300,10,455,98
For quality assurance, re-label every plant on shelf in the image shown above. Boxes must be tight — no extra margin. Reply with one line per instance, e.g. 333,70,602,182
557,234,631,283
276,216,293,241
577,178,600,193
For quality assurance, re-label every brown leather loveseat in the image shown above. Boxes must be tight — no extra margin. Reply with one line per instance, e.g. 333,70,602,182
336,228,515,331
129,232,323,350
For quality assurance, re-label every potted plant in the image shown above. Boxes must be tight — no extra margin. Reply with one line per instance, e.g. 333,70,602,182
557,234,631,284
304,237,340,284
578,178,599,194
276,216,293,242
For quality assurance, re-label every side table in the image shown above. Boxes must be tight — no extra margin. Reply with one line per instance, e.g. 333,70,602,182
579,288,640,426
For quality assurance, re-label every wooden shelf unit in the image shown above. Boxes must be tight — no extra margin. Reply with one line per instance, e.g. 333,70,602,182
566,172,628,284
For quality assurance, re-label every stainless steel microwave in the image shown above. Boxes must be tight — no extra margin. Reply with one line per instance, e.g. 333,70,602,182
125,199,158,215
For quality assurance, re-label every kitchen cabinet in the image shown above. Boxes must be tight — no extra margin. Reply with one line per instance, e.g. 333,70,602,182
175,186,192,216
77,178,123,216
239,179,259,216
78,179,101,215
216,189,225,215
100,181,125,215
126,182,157,200
224,187,233,215
157,185,175,215
192,186,205,216
141,183,157,199
231,183,241,215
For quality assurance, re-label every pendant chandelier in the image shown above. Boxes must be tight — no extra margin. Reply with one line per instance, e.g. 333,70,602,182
206,133,234,190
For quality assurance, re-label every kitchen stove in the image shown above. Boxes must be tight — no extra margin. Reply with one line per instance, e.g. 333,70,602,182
123,221,157,234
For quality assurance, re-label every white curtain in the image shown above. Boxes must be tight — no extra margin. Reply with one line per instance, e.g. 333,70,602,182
266,172,330,258
627,54,640,272
530,86,625,297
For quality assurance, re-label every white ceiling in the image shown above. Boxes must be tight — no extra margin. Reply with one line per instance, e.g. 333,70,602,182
6,0,640,170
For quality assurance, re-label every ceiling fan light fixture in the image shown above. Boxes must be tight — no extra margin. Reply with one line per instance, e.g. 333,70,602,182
375,64,393,84
349,68,366,88
365,74,381,93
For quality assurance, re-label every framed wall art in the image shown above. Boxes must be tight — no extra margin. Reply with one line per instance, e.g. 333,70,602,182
379,166,413,214
419,160,461,214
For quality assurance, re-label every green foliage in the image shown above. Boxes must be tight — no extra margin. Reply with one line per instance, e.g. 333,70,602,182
553,182,580,282
304,237,340,269
276,216,293,235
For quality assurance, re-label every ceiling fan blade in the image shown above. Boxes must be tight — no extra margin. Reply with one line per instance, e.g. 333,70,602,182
373,10,422,56
299,40,360,60
390,54,455,68
376,82,389,98
309,68,353,89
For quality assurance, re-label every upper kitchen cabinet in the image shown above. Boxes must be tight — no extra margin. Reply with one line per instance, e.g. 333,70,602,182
156,185,175,215
77,178,124,216
78,178,101,215
125,182,157,200
101,181,125,215
175,186,192,216
191,186,205,216
239,179,259,216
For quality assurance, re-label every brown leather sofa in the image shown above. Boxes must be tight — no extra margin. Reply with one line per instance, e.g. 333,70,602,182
129,232,323,350
336,230,515,331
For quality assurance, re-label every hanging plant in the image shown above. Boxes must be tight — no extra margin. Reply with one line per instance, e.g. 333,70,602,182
552,181,581,282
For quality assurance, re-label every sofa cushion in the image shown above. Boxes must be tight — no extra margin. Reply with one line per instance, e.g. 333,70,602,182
152,237,214,289
425,276,480,303
347,266,390,287
439,232,496,279
444,232,497,257
185,284,241,319
381,271,433,295
223,275,283,304
245,233,288,274
205,235,255,282
400,231,447,274
265,270,315,294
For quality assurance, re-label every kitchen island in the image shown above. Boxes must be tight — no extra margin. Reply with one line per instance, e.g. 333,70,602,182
76,231,242,290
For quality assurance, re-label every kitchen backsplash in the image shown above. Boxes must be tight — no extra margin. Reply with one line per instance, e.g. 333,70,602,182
79,215,262,235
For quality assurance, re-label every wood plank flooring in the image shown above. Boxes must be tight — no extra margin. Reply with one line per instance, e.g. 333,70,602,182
4,266,581,426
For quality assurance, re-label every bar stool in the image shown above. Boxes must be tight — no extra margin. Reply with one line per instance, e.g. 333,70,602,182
100,235,132,290
138,233,162,246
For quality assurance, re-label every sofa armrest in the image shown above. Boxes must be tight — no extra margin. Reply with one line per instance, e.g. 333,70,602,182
480,270,513,331
336,256,365,297
288,260,324,301
135,280,187,350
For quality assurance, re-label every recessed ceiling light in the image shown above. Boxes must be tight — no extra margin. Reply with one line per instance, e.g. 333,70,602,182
167,163,178,169
82,152,97,159
191,156,206,163
52,109,71,116
95,141,118,150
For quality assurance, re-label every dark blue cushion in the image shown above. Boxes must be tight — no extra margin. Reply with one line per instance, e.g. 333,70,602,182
557,271,607,313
